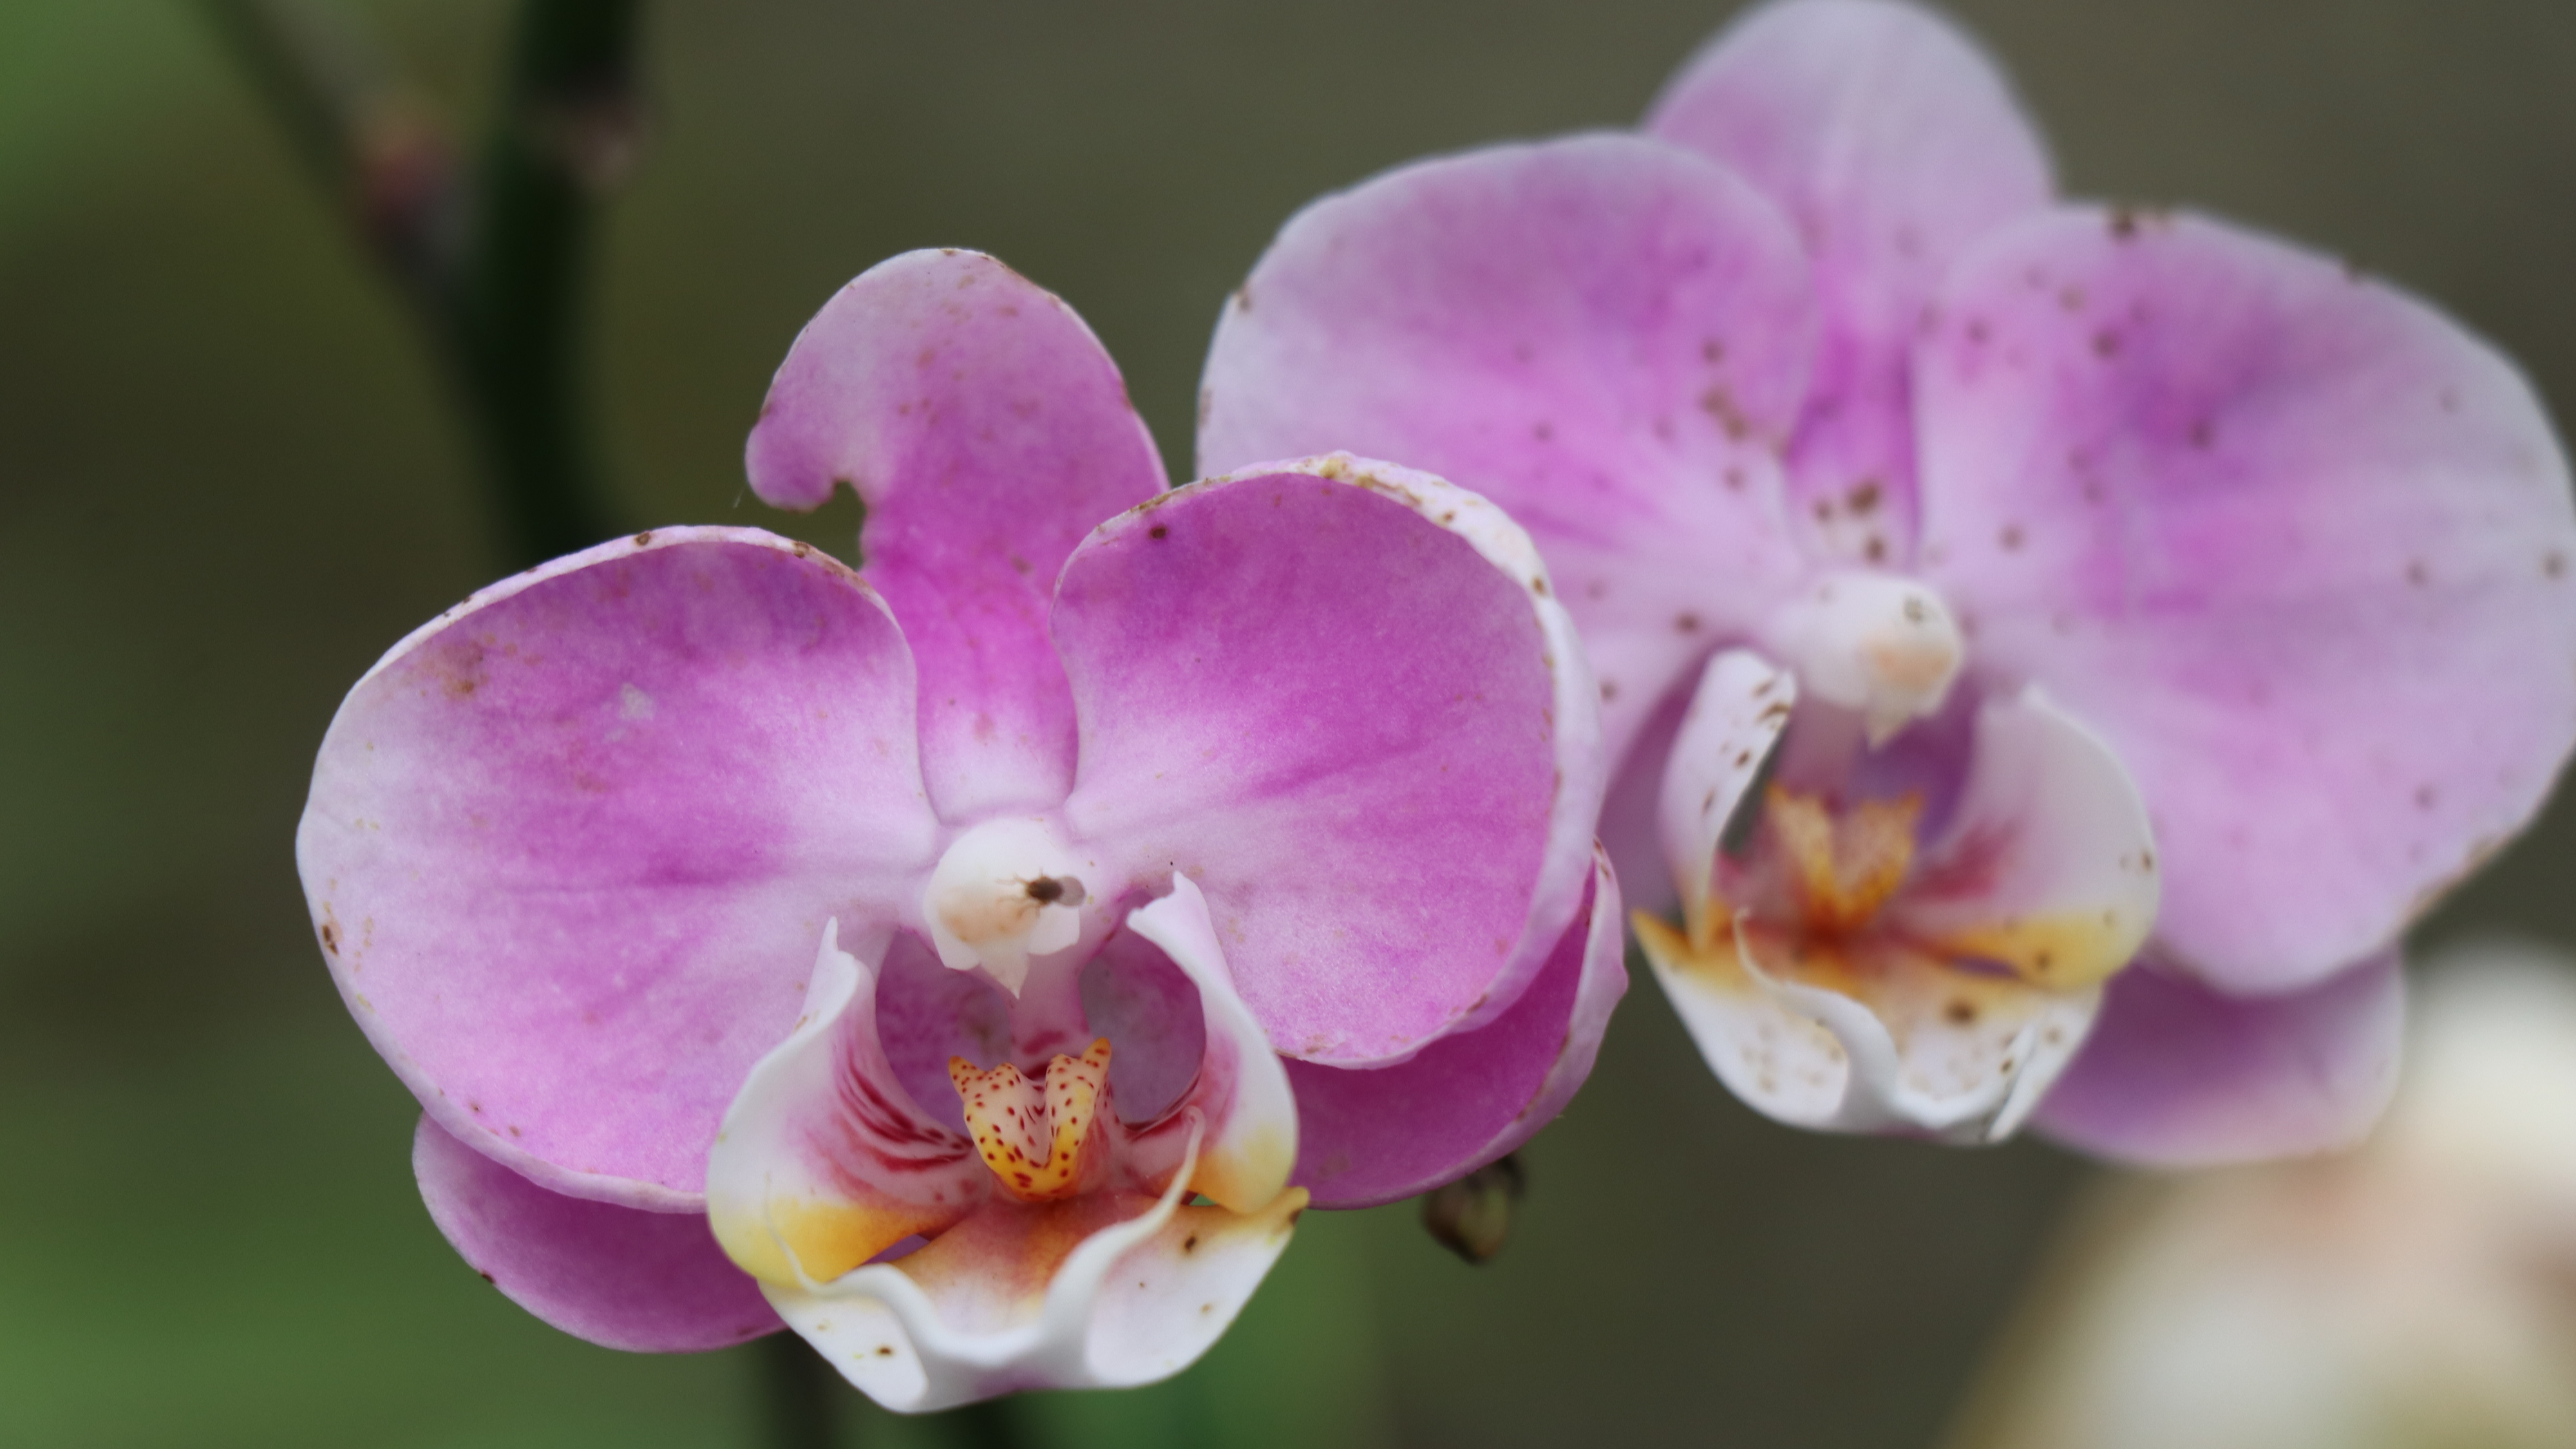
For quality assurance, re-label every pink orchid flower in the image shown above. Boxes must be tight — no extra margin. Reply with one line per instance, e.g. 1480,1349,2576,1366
298,249,1620,1410
1198,0,2576,1160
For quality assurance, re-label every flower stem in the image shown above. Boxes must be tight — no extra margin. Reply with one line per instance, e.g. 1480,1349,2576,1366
756,1332,841,1448
201,0,641,568
946,1397,1034,1449
451,0,640,566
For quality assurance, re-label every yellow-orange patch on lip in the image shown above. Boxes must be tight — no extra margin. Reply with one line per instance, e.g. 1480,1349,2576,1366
951,1039,1113,1204
1920,909,2143,991
716,1195,965,1288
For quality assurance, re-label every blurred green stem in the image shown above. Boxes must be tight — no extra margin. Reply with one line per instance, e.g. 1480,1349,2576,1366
759,1332,840,1448
947,1397,1033,1449
202,0,638,568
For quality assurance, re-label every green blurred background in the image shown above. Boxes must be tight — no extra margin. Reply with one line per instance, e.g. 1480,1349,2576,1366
5,1,2574,1444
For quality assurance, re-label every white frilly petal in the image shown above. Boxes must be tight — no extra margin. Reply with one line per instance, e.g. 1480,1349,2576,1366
1640,917,2100,1142
1658,648,1798,918
759,1117,1303,1411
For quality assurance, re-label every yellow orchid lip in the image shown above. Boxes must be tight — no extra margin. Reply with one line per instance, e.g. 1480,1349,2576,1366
951,1039,1115,1204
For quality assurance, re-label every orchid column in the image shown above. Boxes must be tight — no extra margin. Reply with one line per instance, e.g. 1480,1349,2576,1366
299,250,1624,1410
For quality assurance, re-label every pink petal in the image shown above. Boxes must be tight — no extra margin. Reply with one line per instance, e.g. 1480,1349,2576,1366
1285,849,1627,1209
299,529,940,1206
1917,208,2576,992
1647,0,2052,564
412,1116,781,1353
746,249,1167,820
2036,949,2405,1166
1057,457,1602,1065
1196,136,1816,764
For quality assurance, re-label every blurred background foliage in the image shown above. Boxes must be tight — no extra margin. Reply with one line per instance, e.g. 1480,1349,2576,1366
4,1,2575,1445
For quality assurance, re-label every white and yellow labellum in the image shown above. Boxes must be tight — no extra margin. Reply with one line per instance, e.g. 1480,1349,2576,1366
923,817,1090,995
1641,650,2157,1142
1769,570,1964,746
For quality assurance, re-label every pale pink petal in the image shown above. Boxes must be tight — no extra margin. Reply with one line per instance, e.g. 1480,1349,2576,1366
412,1116,781,1353
1918,208,2576,992
1077,926,1208,1128
875,931,1019,1137
707,922,987,1291
746,249,1167,820
1647,0,2052,564
1286,849,1627,1209
1597,692,1683,924
1196,136,1815,764
298,529,940,1206
1057,457,1600,1065
2036,949,2405,1166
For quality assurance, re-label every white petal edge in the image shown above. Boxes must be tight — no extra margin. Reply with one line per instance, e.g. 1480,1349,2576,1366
1123,873,1300,1211
1657,648,1797,917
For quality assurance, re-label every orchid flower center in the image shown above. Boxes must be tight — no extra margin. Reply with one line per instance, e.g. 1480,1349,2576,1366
1770,572,1962,746
923,817,1089,996
948,1038,1113,1203
1765,787,1922,936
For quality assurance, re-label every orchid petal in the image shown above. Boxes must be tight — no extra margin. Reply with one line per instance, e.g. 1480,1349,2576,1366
1057,457,1601,1065
746,249,1166,820
1648,0,2052,564
1890,686,2159,992
1918,207,2576,993
2036,949,2405,1166
1119,875,1299,1213
1635,920,2097,1141
1286,848,1627,1208
298,529,939,1206
707,921,987,1289
412,1117,780,1352
1658,649,1797,920
1196,135,1815,764
759,1122,1307,1412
